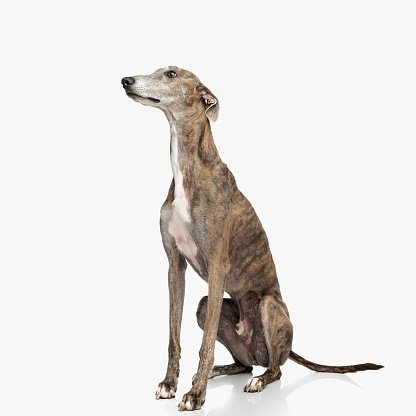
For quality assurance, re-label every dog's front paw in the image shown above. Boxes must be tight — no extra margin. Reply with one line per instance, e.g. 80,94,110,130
178,390,205,411
244,377,264,393
155,380,176,399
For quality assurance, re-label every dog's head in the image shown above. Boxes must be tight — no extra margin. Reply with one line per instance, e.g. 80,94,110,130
121,66,219,122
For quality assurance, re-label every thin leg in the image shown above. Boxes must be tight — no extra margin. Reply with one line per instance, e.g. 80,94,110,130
197,296,254,367
209,363,253,378
244,296,293,393
155,252,187,399
195,296,253,380
178,258,229,411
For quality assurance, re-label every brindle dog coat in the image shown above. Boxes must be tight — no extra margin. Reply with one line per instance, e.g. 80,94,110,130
121,67,383,411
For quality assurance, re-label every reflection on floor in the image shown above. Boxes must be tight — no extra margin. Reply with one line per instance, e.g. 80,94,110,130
205,372,361,416
155,371,363,416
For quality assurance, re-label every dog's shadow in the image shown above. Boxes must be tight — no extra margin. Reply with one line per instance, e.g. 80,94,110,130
202,371,364,416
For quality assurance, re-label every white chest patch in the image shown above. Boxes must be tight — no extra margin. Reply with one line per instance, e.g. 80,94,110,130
169,125,186,202
167,125,201,274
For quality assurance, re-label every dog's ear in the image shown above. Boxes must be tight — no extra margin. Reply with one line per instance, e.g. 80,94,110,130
196,85,219,122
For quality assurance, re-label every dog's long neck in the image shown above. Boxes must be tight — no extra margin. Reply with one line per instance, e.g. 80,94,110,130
165,111,222,198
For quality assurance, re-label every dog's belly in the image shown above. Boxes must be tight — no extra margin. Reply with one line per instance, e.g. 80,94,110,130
168,197,203,274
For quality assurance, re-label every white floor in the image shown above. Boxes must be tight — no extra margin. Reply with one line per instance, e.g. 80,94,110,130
141,354,408,416
0,326,411,416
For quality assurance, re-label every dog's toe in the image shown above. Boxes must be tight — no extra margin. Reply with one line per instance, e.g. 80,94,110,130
178,391,205,411
155,381,176,399
243,377,264,393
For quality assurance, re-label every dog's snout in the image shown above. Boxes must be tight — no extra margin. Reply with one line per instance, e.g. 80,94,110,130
122,77,135,87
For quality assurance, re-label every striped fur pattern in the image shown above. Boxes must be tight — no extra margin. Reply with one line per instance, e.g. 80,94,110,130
121,67,383,411
289,351,383,373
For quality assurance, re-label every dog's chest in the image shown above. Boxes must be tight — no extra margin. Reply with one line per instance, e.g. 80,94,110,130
168,197,202,274
167,127,202,274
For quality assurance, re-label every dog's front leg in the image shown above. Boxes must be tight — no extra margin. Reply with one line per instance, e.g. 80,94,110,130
156,252,187,399
178,253,229,411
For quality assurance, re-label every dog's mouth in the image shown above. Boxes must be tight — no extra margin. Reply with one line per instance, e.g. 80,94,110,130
125,91,160,103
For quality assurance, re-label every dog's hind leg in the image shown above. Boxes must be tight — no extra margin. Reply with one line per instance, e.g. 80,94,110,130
196,296,254,378
193,362,252,384
209,362,253,378
244,296,293,392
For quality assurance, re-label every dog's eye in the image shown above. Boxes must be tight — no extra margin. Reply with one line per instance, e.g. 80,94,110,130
167,71,177,78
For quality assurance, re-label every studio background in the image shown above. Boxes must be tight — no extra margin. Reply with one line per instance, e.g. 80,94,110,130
1,1,415,415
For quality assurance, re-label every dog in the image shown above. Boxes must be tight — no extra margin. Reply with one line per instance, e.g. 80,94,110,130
121,66,383,411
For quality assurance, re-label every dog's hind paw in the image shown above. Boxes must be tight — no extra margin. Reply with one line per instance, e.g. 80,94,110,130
244,377,264,393
155,381,176,399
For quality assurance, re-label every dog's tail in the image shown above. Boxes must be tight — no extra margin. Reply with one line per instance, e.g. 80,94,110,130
289,351,384,373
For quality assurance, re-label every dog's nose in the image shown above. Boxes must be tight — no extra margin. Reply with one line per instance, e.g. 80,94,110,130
122,77,135,87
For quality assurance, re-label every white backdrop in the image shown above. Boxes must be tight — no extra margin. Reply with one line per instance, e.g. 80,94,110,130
1,1,415,415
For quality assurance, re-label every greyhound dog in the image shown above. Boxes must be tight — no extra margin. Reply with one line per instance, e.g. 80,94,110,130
121,66,383,411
